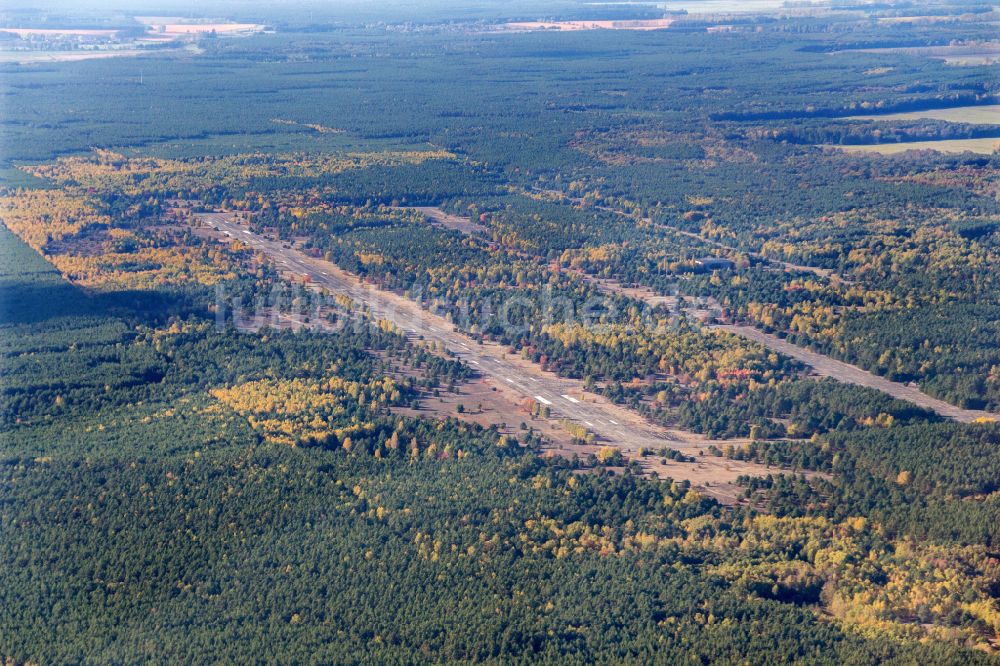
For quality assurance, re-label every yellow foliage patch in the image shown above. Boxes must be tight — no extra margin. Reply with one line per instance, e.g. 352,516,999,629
211,375,400,446
25,149,456,197
699,514,1000,647
0,189,236,290
0,189,104,249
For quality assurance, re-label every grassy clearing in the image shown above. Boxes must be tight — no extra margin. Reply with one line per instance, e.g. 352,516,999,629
0,167,52,189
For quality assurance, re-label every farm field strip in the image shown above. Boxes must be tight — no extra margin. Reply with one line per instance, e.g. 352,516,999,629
822,137,1000,154
844,104,1000,125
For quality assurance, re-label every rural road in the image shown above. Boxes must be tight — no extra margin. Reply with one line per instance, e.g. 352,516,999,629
194,211,786,502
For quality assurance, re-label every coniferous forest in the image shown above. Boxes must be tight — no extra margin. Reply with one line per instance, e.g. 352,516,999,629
1,1,999,663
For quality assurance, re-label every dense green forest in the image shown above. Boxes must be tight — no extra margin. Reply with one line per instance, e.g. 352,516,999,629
3,224,999,663
2,1,1000,662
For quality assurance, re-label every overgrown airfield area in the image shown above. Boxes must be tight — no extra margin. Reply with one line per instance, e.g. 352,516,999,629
1,1,1000,663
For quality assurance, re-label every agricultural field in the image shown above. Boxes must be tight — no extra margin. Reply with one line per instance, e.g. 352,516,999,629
847,104,1000,125
826,137,1000,154
1,0,1000,663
